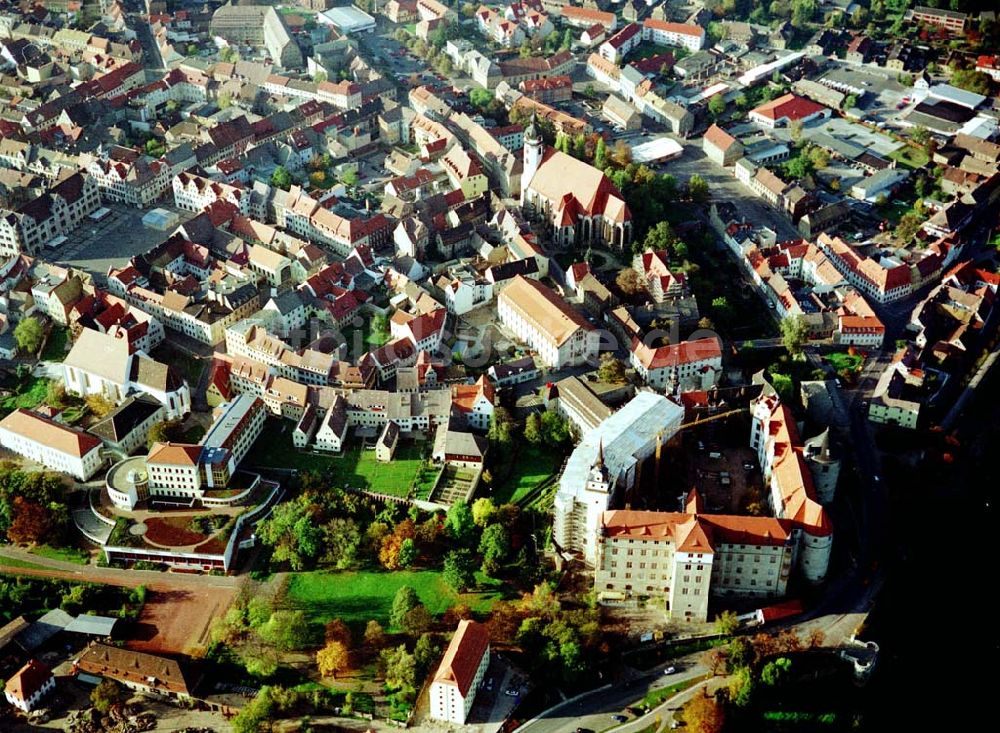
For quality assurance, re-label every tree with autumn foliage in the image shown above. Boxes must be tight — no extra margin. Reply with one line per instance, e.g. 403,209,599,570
317,640,350,678
679,691,725,733
379,518,416,570
7,496,65,545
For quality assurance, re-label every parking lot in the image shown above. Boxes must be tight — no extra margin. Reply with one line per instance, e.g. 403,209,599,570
47,203,195,282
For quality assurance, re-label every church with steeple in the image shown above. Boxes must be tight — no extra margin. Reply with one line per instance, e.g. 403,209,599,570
519,113,634,250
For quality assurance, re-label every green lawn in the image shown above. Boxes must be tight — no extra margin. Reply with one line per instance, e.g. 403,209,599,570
0,555,49,571
492,444,562,505
29,545,90,565
253,421,434,499
889,145,929,169
287,569,502,630
41,327,71,362
640,674,711,709
826,351,864,372
627,43,673,62
0,376,49,416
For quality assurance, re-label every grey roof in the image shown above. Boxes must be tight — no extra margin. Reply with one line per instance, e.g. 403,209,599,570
442,429,487,458
64,615,118,636
17,608,73,650
268,290,305,315
89,394,163,445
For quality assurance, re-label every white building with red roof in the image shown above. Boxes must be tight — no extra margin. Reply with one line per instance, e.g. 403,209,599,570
596,494,795,623
630,336,722,392
633,250,688,303
0,409,104,480
4,659,55,712
751,392,833,584
703,124,744,167
599,22,642,63
429,620,490,724
641,18,706,52
451,375,495,431
749,93,831,129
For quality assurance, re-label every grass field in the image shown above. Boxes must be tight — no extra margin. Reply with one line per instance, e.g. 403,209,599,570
640,674,711,709
0,555,49,571
41,327,71,362
826,351,864,372
29,545,90,565
889,145,929,169
253,421,434,498
492,444,562,505
0,376,49,416
287,570,503,631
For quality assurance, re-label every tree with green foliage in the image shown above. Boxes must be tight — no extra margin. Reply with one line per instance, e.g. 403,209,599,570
469,87,492,109
790,0,816,28
950,68,992,96
761,656,792,686
712,296,733,321
398,538,418,568
844,93,858,109
443,548,477,591
445,501,476,545
320,517,362,569
708,94,726,118
780,314,809,356
593,136,607,170
642,220,681,254
728,665,756,706
715,609,740,635
598,354,627,384
230,685,277,733
479,523,510,576
402,604,433,636
487,406,515,449
340,167,359,187
271,165,293,190
256,498,322,570
381,644,417,691
390,586,420,629
472,497,498,527
523,411,542,445
14,317,42,355
414,632,440,676
91,679,125,714
259,610,311,651
540,410,570,447
687,174,710,203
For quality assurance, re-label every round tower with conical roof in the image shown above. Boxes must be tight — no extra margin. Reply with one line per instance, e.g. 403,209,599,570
803,428,840,504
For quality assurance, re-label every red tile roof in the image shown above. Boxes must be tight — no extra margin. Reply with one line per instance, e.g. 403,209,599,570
433,620,490,697
751,93,827,122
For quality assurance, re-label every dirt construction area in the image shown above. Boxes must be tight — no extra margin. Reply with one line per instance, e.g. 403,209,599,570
127,587,234,656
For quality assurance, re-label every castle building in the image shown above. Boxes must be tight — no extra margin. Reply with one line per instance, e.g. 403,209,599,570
750,392,835,585
553,391,685,563
595,490,796,623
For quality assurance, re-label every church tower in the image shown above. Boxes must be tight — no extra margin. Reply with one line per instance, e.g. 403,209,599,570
521,112,544,205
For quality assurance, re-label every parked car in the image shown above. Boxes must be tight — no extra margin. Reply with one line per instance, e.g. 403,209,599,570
505,688,519,697
612,714,628,723
663,666,676,675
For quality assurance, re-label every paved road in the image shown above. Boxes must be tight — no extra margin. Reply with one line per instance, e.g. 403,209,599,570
0,546,240,593
516,657,708,733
